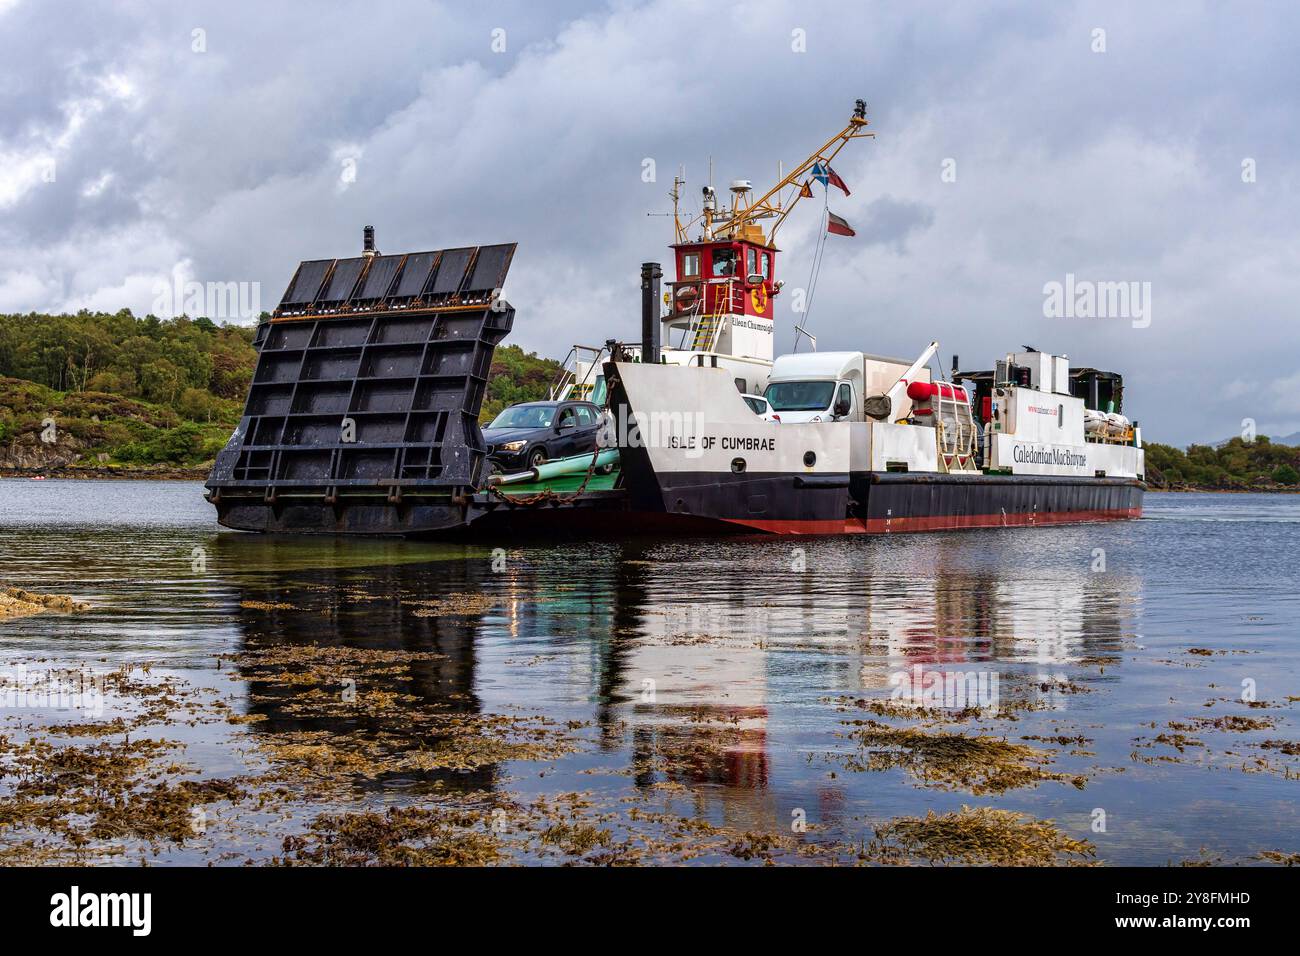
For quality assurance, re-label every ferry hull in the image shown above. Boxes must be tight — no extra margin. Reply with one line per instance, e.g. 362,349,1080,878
616,468,1143,536
603,360,1144,537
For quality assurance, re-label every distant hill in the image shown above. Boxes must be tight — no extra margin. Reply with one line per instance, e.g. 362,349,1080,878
0,310,256,474
1145,436,1300,490
0,311,560,474
1212,431,1300,448
481,345,563,422
0,376,236,474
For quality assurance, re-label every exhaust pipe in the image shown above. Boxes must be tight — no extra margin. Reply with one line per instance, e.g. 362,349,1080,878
640,261,662,364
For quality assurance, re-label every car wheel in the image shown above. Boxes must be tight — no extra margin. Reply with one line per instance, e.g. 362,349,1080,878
529,447,547,469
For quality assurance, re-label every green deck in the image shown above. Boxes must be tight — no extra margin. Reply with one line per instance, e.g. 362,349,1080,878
488,468,621,495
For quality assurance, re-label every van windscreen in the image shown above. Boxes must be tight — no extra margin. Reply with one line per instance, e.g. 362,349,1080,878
764,381,836,412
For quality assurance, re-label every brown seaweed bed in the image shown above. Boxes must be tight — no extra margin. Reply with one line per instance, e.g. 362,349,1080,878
1,592,1297,866
0,641,1119,866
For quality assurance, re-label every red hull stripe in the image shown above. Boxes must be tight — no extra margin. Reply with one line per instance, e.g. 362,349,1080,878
719,507,1143,535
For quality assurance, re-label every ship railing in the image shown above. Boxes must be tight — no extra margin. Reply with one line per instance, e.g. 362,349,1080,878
1085,426,1136,445
549,344,612,402
665,280,705,350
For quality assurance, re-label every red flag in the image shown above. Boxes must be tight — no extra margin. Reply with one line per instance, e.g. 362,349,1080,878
826,212,855,237
825,165,851,196
799,180,814,199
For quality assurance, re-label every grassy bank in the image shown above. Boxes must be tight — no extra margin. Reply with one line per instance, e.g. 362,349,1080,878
0,310,559,477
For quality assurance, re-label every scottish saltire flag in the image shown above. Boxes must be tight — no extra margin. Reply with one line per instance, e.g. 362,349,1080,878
811,163,850,196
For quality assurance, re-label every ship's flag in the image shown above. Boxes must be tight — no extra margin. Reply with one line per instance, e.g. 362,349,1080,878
798,180,814,199
812,162,851,196
825,165,851,196
826,212,855,237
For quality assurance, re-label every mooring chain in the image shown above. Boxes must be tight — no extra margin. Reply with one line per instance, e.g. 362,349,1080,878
486,437,606,507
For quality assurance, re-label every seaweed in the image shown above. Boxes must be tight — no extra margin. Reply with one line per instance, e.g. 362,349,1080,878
870,806,1097,866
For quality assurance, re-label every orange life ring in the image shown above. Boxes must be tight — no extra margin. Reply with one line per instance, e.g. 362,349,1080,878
675,285,699,308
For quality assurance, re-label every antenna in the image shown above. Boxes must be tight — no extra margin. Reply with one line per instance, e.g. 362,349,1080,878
793,321,817,353
645,169,690,244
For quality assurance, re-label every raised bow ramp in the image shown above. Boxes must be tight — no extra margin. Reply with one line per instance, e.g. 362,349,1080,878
206,242,516,534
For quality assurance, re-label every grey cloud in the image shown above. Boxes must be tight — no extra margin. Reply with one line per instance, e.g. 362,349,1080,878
0,0,1296,445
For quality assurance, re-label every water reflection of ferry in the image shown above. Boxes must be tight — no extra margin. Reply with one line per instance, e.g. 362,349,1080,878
850,561,1139,708
228,543,494,791
221,538,1138,816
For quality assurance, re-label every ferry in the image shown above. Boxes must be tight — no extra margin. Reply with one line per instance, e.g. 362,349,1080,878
206,102,1144,537
564,100,1145,534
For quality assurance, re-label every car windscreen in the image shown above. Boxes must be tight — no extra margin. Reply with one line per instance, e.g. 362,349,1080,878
763,381,836,412
488,405,555,429
743,397,766,414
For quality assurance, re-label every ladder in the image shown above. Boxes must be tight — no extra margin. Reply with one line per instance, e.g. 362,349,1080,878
689,280,733,352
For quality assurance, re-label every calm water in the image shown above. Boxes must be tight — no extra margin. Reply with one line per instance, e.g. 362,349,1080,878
0,480,1296,864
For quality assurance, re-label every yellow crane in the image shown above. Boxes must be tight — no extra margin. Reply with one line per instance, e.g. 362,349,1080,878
670,99,875,247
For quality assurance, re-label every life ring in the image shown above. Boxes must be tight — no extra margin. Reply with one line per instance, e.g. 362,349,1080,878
675,284,699,309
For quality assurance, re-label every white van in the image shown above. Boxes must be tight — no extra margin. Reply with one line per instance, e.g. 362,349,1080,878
763,351,928,424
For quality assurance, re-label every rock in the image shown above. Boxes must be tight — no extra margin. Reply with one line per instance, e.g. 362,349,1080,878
0,431,89,471
1,586,91,619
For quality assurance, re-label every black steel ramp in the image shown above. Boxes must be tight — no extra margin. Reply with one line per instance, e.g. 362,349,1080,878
206,240,516,534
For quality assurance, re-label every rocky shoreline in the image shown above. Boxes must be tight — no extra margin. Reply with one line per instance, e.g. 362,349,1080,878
0,465,210,480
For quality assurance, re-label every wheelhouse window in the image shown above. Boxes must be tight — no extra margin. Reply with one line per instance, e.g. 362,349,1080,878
681,253,700,277
746,247,758,278
760,252,771,279
712,248,736,277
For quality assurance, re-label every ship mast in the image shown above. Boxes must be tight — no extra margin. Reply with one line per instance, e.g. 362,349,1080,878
684,99,874,246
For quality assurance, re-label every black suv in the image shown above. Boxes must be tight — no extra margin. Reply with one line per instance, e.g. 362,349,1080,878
482,400,604,472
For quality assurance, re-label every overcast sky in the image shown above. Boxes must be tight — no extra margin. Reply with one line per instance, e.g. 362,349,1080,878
1,0,1296,445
